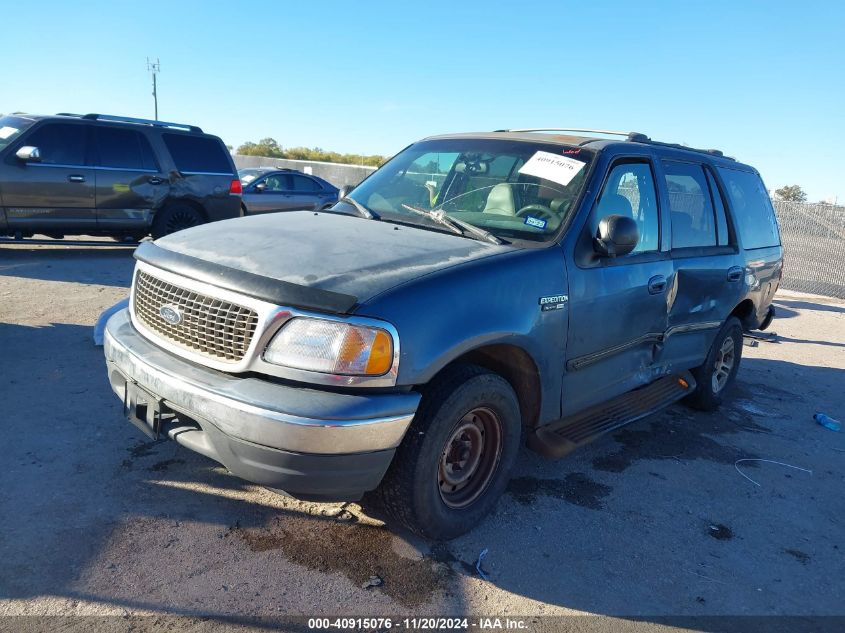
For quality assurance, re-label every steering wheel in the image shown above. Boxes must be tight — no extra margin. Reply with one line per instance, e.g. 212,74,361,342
516,204,555,221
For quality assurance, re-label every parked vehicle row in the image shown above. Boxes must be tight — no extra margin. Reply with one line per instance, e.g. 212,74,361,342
102,127,783,539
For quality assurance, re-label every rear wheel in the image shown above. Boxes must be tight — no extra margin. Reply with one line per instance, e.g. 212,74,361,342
685,316,743,411
151,204,205,238
376,364,521,540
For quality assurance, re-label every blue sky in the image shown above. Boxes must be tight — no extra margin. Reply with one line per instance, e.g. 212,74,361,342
3,0,843,201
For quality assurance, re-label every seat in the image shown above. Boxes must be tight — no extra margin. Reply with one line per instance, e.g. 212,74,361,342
483,183,517,216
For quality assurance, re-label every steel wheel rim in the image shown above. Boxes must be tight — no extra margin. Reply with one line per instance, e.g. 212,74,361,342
712,336,736,393
438,407,503,509
166,209,200,233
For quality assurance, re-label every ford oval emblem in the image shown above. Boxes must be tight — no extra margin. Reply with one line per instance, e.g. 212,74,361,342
159,304,183,325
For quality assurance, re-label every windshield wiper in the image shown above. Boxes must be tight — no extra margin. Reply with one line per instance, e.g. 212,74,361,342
400,204,502,245
338,196,379,220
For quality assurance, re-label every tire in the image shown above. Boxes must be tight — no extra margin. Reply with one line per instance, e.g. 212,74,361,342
376,364,522,540
110,233,146,243
151,204,205,239
685,316,743,411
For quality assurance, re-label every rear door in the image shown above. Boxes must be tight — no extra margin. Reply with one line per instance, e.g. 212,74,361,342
288,174,326,210
94,126,170,232
562,157,673,415
656,160,745,369
0,122,97,231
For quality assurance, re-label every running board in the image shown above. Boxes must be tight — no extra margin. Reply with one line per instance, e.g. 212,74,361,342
528,372,696,459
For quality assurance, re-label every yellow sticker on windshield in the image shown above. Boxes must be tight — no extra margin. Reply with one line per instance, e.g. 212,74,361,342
518,151,585,187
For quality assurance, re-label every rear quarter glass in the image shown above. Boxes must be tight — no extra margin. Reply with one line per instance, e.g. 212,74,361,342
162,133,233,175
717,167,781,249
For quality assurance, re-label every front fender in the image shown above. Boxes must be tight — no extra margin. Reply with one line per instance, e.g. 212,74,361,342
355,247,569,424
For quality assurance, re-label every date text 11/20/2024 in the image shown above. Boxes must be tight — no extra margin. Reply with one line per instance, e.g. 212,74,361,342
307,617,531,630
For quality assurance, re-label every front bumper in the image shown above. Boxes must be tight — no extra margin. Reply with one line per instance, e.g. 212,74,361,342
104,309,420,500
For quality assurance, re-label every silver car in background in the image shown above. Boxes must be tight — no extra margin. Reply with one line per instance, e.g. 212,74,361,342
239,168,339,214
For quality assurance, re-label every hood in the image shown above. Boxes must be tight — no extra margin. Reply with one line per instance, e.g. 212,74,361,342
150,211,511,311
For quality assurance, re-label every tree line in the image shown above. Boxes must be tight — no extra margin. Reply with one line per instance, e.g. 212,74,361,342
235,138,385,167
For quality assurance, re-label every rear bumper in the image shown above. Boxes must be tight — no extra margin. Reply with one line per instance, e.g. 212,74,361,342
104,309,420,499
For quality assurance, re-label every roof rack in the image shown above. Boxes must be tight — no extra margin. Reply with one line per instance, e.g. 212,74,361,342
62,113,203,133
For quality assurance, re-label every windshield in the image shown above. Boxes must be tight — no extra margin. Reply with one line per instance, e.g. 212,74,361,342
346,138,593,242
238,168,271,184
0,115,37,152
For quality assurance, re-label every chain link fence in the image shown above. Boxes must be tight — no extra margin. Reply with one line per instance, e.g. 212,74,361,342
774,201,845,299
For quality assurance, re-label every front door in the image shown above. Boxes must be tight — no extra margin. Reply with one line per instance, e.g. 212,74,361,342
562,158,673,416
94,126,170,233
0,122,97,232
242,173,297,214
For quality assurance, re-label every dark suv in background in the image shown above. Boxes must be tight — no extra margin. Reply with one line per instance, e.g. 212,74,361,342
0,113,241,240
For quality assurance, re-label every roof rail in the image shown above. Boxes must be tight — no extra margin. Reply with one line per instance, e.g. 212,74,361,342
495,127,644,139
77,113,203,133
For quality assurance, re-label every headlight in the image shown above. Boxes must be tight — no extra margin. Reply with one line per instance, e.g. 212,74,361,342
263,317,394,376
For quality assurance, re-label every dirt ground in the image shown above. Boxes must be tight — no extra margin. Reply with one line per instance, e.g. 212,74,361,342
0,238,843,631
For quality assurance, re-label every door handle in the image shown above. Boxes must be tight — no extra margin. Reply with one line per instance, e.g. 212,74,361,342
648,275,667,294
727,266,743,283
67,175,85,183
148,176,164,185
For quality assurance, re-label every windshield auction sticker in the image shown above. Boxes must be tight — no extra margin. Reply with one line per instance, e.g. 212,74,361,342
518,151,585,186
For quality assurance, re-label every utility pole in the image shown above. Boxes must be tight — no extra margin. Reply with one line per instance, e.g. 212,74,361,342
147,57,160,120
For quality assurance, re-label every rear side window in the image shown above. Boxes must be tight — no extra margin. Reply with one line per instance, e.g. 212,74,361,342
162,134,232,174
705,169,730,246
290,175,321,191
96,127,157,170
23,123,88,166
717,168,780,249
663,161,716,249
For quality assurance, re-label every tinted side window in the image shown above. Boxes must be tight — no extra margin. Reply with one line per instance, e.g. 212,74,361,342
705,169,730,246
96,127,157,170
592,162,660,254
717,168,780,249
259,174,290,192
663,161,716,248
291,175,321,192
162,134,231,174
24,123,88,166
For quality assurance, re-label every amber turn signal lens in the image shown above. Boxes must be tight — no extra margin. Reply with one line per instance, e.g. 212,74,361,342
365,330,393,375
678,377,689,389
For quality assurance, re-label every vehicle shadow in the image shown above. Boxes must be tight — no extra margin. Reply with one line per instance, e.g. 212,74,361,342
0,244,136,288
2,320,843,626
774,297,845,315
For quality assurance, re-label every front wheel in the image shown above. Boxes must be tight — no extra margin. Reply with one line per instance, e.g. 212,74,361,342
685,316,743,411
376,364,522,540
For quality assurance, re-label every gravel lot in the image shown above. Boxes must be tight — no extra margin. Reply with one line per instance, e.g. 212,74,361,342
1,237,843,630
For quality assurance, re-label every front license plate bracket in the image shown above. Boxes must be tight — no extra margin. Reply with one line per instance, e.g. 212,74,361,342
124,381,164,440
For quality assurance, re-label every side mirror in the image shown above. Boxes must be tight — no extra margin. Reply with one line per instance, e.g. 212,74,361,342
253,182,267,192
16,146,41,163
594,214,639,257
338,184,353,198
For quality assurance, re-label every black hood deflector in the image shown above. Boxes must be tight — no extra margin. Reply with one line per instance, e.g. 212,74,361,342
134,241,358,314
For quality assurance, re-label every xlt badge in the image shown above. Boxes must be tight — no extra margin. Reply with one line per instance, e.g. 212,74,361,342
539,295,568,311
